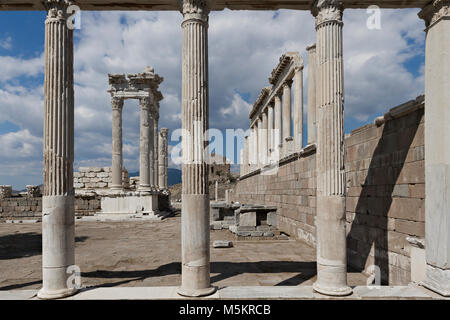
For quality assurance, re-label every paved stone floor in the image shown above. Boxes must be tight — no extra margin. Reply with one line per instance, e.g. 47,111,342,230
0,213,368,291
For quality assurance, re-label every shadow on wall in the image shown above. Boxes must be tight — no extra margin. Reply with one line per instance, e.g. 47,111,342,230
346,108,423,285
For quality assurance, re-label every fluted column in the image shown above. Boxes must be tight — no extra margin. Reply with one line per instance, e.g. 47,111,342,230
419,0,450,297
178,0,215,297
267,102,274,161
257,116,263,168
312,0,351,296
261,110,268,166
307,44,317,145
244,135,249,174
153,111,159,189
274,92,282,160
282,80,292,143
158,128,169,189
293,66,304,151
139,97,152,191
111,96,124,190
39,0,76,299
250,124,257,170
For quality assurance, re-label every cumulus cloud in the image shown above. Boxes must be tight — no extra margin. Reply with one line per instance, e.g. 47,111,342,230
0,36,12,50
0,8,426,189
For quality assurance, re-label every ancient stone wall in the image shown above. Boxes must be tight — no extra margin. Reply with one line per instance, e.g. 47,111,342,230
73,167,129,189
231,97,425,285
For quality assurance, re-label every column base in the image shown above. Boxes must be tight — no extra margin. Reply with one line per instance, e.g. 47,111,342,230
421,264,450,297
312,282,352,296
177,286,217,298
37,287,78,300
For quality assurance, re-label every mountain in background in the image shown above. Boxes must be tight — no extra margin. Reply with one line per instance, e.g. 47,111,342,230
128,168,182,186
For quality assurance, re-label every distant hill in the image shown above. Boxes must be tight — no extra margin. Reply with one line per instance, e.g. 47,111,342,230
128,168,182,187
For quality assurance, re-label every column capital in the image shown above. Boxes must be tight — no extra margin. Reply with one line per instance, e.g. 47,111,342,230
179,0,210,22
43,0,74,18
111,96,124,110
139,96,151,109
311,0,343,28
418,0,450,29
283,79,293,89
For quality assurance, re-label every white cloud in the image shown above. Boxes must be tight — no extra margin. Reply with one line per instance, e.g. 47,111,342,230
0,36,12,50
0,8,426,189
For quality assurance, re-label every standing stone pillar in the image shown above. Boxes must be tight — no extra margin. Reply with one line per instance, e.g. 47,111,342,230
139,97,152,191
215,180,218,201
257,117,263,168
293,66,304,151
306,44,317,145
282,80,292,144
111,96,124,190
419,0,450,296
244,135,249,173
312,0,351,296
254,122,259,168
153,111,159,189
267,103,274,161
250,125,257,170
178,0,215,297
148,109,156,190
261,110,268,166
158,128,169,189
274,93,282,160
38,1,76,299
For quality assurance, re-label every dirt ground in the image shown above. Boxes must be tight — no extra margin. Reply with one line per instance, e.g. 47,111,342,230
0,213,368,291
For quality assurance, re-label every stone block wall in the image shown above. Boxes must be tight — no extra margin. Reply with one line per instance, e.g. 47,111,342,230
231,97,425,285
73,167,129,189
0,195,42,221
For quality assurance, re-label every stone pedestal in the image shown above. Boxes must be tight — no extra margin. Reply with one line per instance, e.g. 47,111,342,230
39,1,77,299
419,0,450,296
178,0,215,297
111,97,124,190
312,0,351,296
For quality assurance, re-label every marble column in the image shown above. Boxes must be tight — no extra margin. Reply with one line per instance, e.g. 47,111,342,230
261,110,268,166
293,66,304,151
274,92,282,159
139,97,152,191
153,111,159,189
111,96,124,190
419,0,450,297
39,1,77,299
307,44,317,145
178,0,215,297
250,124,257,170
312,0,351,296
148,109,156,190
267,102,274,161
282,80,292,143
215,180,218,201
158,128,169,189
244,135,249,174
257,117,263,168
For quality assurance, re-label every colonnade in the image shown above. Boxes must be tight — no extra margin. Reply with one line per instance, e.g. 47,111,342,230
34,0,450,299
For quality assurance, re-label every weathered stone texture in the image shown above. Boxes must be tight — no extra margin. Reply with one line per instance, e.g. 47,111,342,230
73,167,129,189
232,100,425,286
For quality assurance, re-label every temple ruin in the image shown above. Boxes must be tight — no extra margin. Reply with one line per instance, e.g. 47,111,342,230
0,0,448,300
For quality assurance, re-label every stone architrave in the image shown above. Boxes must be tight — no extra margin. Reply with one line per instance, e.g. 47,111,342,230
158,128,169,189
111,96,124,190
306,44,317,144
178,0,216,298
312,0,352,296
419,0,450,297
38,0,77,299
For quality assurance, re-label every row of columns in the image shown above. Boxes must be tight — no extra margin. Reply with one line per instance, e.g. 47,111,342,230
38,0,450,299
111,97,168,191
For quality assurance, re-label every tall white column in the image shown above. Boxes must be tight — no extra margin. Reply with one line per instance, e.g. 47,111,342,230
267,103,274,161
261,110,268,166
307,44,317,145
244,135,249,174
39,0,77,299
257,117,263,168
293,66,304,151
419,0,450,297
153,111,159,189
274,93,282,160
158,128,169,189
139,97,151,191
282,80,292,143
111,96,124,190
312,0,351,296
178,0,215,297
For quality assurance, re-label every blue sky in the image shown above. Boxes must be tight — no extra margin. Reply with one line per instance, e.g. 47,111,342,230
0,9,425,189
